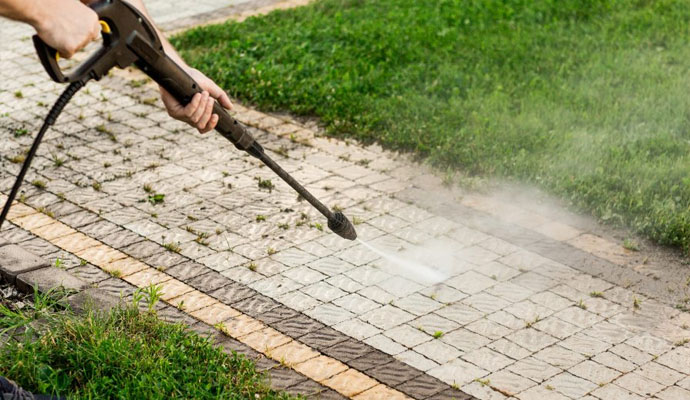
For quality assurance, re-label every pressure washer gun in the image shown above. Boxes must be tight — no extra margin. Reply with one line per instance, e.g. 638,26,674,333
0,0,356,240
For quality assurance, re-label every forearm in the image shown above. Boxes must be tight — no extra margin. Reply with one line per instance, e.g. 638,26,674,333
120,0,188,67
0,0,41,27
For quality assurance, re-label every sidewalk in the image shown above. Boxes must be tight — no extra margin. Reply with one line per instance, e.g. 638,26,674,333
1,1,689,399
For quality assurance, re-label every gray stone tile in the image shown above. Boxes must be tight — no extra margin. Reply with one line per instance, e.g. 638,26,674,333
544,372,598,399
362,305,415,330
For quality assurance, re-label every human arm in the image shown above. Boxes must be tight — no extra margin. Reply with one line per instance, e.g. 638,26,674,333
113,0,233,133
0,0,101,58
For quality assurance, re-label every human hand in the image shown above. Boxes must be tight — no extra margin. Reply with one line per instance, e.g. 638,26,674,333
31,0,101,58
159,68,233,134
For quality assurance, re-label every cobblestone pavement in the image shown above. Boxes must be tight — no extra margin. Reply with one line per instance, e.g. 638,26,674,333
1,1,690,399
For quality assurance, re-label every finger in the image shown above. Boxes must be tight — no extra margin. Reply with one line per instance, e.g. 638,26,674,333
190,91,209,123
196,97,214,131
200,114,219,134
184,92,203,120
207,84,233,110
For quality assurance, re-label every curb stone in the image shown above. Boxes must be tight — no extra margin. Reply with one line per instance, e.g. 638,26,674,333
0,244,50,284
16,266,90,294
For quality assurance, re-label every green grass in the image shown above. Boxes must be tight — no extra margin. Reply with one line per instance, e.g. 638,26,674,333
173,0,690,252
0,288,295,399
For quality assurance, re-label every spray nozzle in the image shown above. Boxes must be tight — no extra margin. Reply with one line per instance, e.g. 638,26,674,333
328,212,357,240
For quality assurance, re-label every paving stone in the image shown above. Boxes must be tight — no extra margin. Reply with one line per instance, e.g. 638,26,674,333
583,321,635,345
516,384,570,400
367,360,423,387
166,260,208,281
254,304,301,325
384,324,432,348
357,285,396,304
487,310,525,330
268,367,308,390
446,270,497,294
487,338,532,361
636,361,684,386
434,303,484,326
590,383,644,400
568,360,621,385
301,281,347,303
347,350,394,371
120,239,161,259
333,318,380,341
507,329,558,353
397,373,446,399
508,356,562,382
361,304,415,330
96,277,137,299
332,293,380,315
67,287,124,314
656,386,690,400
553,306,604,329
533,316,582,340
463,347,514,372
272,314,325,338
655,346,690,375
394,349,438,372
293,355,348,382
364,334,407,355
79,220,121,240
100,228,142,249
16,266,89,293
560,333,611,357
392,293,443,316
414,339,462,364
285,379,328,397
441,328,491,352
143,250,186,269
376,275,422,298
592,351,636,373
209,282,256,304
486,281,534,303
300,327,348,351
625,333,674,356
609,343,654,366
68,263,111,284
322,368,377,397
426,387,474,400
271,340,320,365
189,303,240,326
0,244,49,283
613,372,665,397
187,270,229,292
534,345,587,369
232,295,281,317
420,284,468,303
485,370,536,397
305,302,353,326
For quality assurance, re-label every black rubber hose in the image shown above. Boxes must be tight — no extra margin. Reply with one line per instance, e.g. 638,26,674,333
0,81,85,229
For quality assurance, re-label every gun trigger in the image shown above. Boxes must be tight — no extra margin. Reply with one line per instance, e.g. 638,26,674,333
99,20,112,35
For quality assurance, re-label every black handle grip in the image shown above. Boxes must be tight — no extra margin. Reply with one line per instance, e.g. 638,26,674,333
126,32,259,154
32,36,68,83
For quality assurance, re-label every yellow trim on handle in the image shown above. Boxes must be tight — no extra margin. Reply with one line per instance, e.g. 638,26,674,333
99,20,111,34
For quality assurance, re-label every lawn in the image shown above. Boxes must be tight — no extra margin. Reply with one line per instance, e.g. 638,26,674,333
0,288,295,399
173,0,690,251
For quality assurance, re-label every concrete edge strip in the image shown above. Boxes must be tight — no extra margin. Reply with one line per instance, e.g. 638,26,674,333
2,200,413,400
161,0,315,35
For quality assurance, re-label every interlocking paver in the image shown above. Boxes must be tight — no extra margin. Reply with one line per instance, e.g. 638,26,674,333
613,372,665,397
508,356,562,382
485,370,535,396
